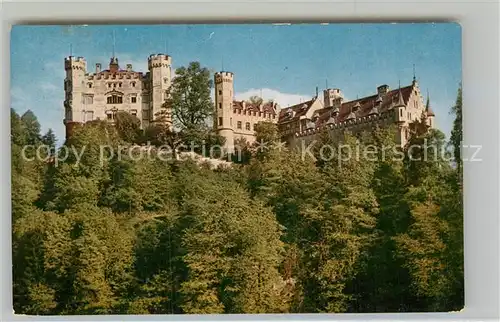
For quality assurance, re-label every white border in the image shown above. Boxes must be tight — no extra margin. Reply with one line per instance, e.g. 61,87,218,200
1,0,499,321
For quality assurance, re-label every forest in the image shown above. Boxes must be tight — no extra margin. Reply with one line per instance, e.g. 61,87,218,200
11,62,464,314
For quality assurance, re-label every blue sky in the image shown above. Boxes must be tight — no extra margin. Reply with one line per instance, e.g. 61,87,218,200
11,23,461,143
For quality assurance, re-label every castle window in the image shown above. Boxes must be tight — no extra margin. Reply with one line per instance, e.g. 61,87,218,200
131,82,136,87
119,82,122,88
253,123,256,130
88,83,92,88
131,110,137,117
218,90,222,95
131,97,137,103
219,103,222,109
113,83,117,88
400,109,403,117
245,122,250,130
218,117,223,126
85,111,94,121
237,121,242,129
108,83,112,88
82,95,93,105
107,95,123,104
107,113,112,120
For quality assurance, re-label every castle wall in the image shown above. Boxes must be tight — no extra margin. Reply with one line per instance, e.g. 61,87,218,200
231,110,278,144
288,109,398,148
64,54,173,138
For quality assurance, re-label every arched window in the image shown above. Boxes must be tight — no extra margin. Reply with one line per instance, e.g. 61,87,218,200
245,122,251,130
88,83,92,88
107,95,123,104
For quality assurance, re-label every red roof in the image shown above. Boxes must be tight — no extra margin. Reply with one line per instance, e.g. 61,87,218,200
278,97,317,123
315,85,413,126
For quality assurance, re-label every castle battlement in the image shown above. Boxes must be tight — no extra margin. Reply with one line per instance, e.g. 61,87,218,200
215,71,234,81
148,54,172,69
294,110,394,138
65,56,86,71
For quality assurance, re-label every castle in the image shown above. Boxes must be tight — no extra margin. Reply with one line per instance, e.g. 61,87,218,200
213,72,435,150
64,53,172,138
64,53,435,149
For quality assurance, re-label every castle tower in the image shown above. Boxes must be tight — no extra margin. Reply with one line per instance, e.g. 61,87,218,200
214,71,234,152
323,88,343,108
148,53,172,124
425,92,436,128
395,86,408,146
64,56,87,138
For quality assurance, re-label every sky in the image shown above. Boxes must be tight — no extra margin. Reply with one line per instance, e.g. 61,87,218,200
11,23,461,143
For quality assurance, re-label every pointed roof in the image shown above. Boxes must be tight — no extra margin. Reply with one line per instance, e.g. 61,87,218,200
345,107,356,121
313,84,413,126
278,96,318,123
426,92,435,117
395,86,405,107
367,101,379,115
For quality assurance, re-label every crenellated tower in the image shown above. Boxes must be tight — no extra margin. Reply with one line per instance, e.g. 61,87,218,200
323,88,343,108
64,56,87,138
214,71,235,152
148,53,172,124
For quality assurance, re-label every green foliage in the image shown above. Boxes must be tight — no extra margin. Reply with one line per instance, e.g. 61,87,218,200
166,61,214,131
21,110,42,146
11,97,464,315
450,85,463,176
247,96,264,106
114,111,142,143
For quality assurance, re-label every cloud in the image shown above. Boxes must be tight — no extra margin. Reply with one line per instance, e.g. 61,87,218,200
235,88,313,109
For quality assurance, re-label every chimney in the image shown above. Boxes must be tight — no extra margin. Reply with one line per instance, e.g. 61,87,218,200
96,63,101,73
377,84,389,95
126,64,132,72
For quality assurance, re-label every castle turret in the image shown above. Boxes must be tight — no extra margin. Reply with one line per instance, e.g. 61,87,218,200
323,88,343,108
148,53,172,124
426,93,435,128
214,71,235,153
64,56,87,138
109,57,119,73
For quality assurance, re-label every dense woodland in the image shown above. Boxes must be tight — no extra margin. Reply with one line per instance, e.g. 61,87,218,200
11,62,463,314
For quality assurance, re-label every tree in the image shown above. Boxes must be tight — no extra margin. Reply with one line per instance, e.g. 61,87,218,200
175,163,288,313
42,129,57,156
450,85,463,178
114,111,142,144
21,110,41,146
166,62,214,131
11,108,26,147
247,96,263,106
